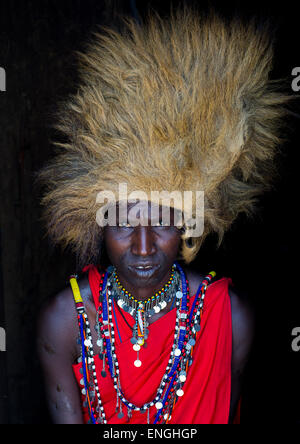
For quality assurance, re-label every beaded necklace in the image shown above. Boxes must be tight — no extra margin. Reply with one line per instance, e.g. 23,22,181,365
70,263,216,424
113,264,178,316
111,264,180,364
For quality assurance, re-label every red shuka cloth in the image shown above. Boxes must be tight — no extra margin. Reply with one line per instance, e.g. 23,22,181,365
72,265,233,424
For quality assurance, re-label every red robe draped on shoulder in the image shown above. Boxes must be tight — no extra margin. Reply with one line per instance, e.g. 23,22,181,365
72,264,233,424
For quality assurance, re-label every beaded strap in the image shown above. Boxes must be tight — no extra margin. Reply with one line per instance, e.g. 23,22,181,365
69,275,107,424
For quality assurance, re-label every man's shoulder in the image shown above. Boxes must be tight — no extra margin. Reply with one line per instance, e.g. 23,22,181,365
228,284,255,336
181,265,205,296
39,275,90,319
228,284,255,374
37,276,92,352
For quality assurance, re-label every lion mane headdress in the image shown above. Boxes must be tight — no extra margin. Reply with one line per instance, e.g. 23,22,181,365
37,7,290,266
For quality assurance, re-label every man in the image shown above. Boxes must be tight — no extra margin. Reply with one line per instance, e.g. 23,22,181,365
36,6,289,424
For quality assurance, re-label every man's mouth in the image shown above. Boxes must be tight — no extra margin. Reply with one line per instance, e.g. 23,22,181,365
128,263,161,278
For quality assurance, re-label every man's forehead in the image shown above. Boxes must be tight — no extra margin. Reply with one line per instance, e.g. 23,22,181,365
116,200,178,217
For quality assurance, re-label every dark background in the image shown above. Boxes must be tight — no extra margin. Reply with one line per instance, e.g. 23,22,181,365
0,0,299,424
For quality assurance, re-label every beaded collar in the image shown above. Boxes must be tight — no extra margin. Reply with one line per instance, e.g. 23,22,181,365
112,264,179,317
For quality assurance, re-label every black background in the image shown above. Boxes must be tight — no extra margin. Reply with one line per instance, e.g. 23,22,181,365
0,0,299,424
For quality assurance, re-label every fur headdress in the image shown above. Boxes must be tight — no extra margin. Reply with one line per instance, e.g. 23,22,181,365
37,7,290,266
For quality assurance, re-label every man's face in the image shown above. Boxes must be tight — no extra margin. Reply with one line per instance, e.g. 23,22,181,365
103,201,182,290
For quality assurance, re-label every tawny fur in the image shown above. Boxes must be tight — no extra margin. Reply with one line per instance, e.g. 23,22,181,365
37,6,291,266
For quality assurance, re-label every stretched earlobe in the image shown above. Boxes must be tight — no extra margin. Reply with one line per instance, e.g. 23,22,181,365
185,237,194,248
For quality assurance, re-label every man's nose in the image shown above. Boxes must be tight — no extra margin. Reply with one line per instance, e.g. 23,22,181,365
131,226,156,256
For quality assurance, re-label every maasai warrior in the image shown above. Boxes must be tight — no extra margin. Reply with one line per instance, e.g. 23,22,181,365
36,7,290,424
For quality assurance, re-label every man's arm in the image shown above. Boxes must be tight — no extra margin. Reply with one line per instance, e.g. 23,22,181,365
37,287,84,424
228,285,255,423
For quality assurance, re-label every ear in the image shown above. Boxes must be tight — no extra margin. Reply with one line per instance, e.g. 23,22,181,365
179,232,201,264
184,237,194,248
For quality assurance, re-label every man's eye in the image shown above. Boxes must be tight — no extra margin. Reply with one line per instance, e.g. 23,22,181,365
153,220,170,227
117,222,132,228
